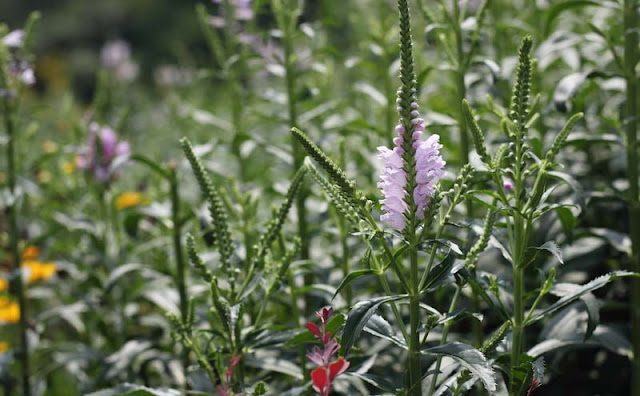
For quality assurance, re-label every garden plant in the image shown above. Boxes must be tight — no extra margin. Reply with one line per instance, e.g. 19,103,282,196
1,0,640,395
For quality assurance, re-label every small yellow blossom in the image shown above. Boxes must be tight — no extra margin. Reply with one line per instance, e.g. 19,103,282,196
0,341,8,353
0,298,20,323
116,192,149,210
0,278,7,292
62,161,75,174
38,170,52,184
22,260,57,283
22,245,40,260
42,140,58,153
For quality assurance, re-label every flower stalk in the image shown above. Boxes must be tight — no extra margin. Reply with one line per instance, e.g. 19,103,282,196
169,165,190,390
0,18,39,396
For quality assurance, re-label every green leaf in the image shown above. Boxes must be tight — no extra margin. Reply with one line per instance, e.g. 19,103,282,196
530,241,563,265
245,329,300,349
581,292,599,341
285,314,346,346
529,324,632,358
342,295,408,356
421,254,461,292
244,355,303,379
421,239,464,256
87,385,181,396
363,314,407,349
527,271,639,324
422,342,496,392
332,269,377,301
344,372,398,393
544,1,602,37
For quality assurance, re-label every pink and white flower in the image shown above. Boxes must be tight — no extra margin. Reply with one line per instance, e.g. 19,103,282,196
378,103,445,231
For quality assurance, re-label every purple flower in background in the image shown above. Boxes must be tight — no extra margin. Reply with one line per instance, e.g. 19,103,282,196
378,103,445,231
76,122,130,183
2,30,36,86
210,0,254,27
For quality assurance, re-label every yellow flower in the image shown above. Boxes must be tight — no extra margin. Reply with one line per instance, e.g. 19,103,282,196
22,245,40,260
116,192,148,210
42,140,58,153
22,260,57,283
0,278,7,292
0,298,20,323
38,170,52,184
0,341,8,353
62,161,75,174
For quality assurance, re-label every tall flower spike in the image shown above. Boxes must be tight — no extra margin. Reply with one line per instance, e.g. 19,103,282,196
378,0,445,232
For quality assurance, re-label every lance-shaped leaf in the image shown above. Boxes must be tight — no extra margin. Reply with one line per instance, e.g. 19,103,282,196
422,342,496,392
87,384,181,396
332,269,377,301
363,314,407,349
527,271,639,324
341,295,408,356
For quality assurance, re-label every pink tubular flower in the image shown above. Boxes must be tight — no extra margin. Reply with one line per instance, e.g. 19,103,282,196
76,122,131,183
306,307,350,396
378,102,445,231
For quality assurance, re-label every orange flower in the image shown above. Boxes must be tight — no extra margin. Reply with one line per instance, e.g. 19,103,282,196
0,298,20,323
0,341,8,353
22,245,40,260
116,192,148,209
22,260,56,283
0,278,7,292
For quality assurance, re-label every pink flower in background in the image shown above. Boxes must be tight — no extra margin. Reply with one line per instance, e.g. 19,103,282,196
378,103,445,231
503,178,514,191
76,122,130,183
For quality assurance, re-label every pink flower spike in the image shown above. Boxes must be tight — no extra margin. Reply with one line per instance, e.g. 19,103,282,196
328,357,350,380
318,307,333,323
307,322,322,339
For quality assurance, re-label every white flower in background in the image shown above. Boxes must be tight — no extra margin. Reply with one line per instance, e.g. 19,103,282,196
210,0,254,27
3,30,24,48
100,39,139,82
19,67,35,85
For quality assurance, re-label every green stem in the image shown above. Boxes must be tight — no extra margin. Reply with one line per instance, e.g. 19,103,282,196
408,245,423,396
427,285,462,396
3,92,31,396
287,269,308,380
340,228,352,306
378,273,410,342
624,1,640,395
510,215,526,394
170,168,190,390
